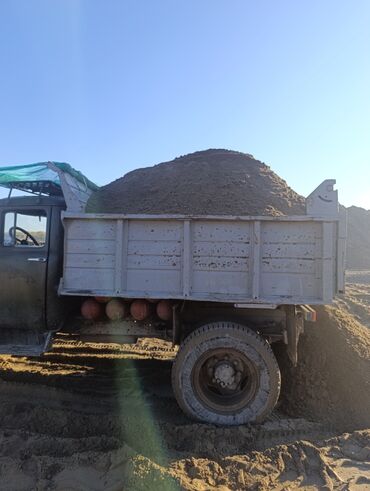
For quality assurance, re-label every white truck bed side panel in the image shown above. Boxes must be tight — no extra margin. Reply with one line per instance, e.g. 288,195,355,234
60,214,340,304
126,220,183,295
259,221,322,301
191,221,251,297
63,219,117,291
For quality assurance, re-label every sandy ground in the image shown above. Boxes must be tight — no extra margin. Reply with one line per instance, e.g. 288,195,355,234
0,272,369,490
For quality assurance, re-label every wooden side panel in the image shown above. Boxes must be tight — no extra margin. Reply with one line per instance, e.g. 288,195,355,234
65,253,115,269
66,219,116,240
61,215,337,304
63,219,116,291
66,239,115,255
125,220,183,294
126,270,181,294
260,221,323,300
191,221,251,296
62,268,114,291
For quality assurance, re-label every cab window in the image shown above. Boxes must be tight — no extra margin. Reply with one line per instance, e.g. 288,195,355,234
3,210,47,247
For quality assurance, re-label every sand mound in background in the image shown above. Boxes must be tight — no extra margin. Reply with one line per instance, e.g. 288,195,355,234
87,149,305,216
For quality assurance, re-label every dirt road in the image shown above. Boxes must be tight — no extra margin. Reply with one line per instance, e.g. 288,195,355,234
0,273,369,490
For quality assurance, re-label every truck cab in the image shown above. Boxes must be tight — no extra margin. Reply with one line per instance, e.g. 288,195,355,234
0,195,65,326
0,162,97,355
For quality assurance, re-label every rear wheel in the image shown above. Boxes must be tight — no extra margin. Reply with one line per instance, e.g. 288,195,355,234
172,322,281,425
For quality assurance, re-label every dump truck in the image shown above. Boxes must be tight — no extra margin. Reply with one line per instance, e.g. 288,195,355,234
0,162,347,425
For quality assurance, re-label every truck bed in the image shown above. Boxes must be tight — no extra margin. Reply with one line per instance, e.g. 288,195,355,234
59,210,345,305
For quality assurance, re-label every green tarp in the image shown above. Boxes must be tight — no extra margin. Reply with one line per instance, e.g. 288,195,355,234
0,161,99,195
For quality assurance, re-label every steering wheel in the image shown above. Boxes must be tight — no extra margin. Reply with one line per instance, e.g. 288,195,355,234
9,226,39,246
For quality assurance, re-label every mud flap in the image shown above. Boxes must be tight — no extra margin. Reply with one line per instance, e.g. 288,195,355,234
285,306,304,366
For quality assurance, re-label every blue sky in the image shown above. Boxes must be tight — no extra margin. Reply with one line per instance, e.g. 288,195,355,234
0,1,369,208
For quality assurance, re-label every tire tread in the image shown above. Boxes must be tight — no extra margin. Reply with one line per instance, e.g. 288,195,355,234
172,321,281,425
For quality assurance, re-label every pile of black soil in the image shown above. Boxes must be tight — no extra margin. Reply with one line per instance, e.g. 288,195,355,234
87,149,306,216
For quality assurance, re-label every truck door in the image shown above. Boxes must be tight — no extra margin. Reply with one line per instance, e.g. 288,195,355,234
0,207,49,330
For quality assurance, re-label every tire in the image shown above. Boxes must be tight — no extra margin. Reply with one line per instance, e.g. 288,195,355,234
172,321,281,425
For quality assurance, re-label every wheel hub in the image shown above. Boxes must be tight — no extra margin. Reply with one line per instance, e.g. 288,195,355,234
214,362,236,388
192,345,260,414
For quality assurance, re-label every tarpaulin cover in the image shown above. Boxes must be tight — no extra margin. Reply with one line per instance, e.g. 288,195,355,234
0,162,98,195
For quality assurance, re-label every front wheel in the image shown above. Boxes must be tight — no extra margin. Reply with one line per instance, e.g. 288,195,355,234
172,322,281,425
